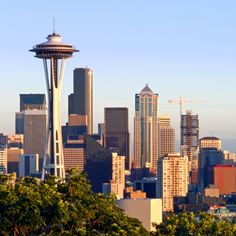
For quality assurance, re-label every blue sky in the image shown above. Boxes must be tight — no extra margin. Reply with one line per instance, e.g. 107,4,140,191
0,1,236,152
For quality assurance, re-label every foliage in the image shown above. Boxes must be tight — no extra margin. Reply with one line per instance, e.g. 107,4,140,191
0,170,148,235
152,211,236,236
1,171,236,235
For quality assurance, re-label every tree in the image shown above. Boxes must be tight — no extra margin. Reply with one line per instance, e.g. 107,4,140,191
152,211,236,236
0,170,148,235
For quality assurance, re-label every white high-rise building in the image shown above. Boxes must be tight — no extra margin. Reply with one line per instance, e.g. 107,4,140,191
19,154,39,177
157,153,188,212
0,145,7,174
134,84,159,170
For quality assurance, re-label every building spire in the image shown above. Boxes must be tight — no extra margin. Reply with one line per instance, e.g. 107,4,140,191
53,17,56,34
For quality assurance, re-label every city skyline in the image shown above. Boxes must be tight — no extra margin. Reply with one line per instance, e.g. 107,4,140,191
0,1,236,152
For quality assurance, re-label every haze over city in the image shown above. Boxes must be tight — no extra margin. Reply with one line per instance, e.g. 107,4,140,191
0,1,235,152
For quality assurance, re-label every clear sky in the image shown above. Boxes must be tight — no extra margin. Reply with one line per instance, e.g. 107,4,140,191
0,1,235,152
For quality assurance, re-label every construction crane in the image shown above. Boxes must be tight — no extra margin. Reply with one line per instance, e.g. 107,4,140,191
168,96,206,115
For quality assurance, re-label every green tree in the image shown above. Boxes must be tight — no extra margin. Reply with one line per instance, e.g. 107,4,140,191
152,211,236,236
0,170,149,235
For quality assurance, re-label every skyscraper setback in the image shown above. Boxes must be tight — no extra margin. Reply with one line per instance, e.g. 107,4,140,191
69,68,93,134
104,108,129,170
134,84,159,170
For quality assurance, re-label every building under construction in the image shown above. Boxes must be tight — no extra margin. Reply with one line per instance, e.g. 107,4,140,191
181,110,199,185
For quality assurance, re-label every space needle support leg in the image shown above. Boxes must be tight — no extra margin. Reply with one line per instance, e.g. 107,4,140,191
58,58,66,178
42,59,50,181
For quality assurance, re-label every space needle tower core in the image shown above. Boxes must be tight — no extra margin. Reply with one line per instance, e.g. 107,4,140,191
30,31,78,180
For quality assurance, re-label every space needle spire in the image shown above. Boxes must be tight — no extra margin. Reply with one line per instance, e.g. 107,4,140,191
30,29,78,180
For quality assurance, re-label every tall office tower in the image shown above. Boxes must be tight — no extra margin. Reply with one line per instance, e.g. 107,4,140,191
0,144,7,173
181,110,199,184
198,148,224,189
134,84,159,170
68,68,93,134
7,134,24,176
30,31,78,179
157,153,188,212
104,108,129,170
19,154,39,177
24,110,47,170
158,115,176,158
20,94,46,111
199,137,221,150
16,94,46,134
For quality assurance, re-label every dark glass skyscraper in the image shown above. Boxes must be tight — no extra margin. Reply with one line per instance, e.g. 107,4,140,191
20,94,46,111
104,107,130,170
68,68,93,134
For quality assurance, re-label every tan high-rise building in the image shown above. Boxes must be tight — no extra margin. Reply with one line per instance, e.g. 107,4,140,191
134,84,159,170
158,115,176,158
63,136,85,172
157,153,188,212
69,68,93,134
23,110,47,169
111,152,125,199
199,137,221,150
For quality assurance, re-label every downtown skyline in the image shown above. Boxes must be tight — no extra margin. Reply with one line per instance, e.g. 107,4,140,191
0,1,236,152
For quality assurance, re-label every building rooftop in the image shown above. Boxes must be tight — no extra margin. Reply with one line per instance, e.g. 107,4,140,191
140,84,154,96
200,136,220,141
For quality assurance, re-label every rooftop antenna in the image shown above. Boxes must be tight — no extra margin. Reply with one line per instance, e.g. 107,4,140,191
53,17,56,34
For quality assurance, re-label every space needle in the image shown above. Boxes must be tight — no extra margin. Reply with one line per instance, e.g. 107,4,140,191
30,29,78,180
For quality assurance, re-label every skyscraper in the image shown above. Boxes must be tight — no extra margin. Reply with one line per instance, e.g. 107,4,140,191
30,31,78,179
158,115,176,158
134,84,159,170
69,68,93,134
23,109,47,170
16,94,46,134
104,107,129,170
157,153,188,212
181,110,199,184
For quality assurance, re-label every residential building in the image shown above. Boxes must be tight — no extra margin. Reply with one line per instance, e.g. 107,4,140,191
157,153,188,212
104,107,129,169
0,144,7,173
134,84,159,170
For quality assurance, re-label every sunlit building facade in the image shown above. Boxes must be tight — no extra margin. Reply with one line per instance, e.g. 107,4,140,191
134,84,159,170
